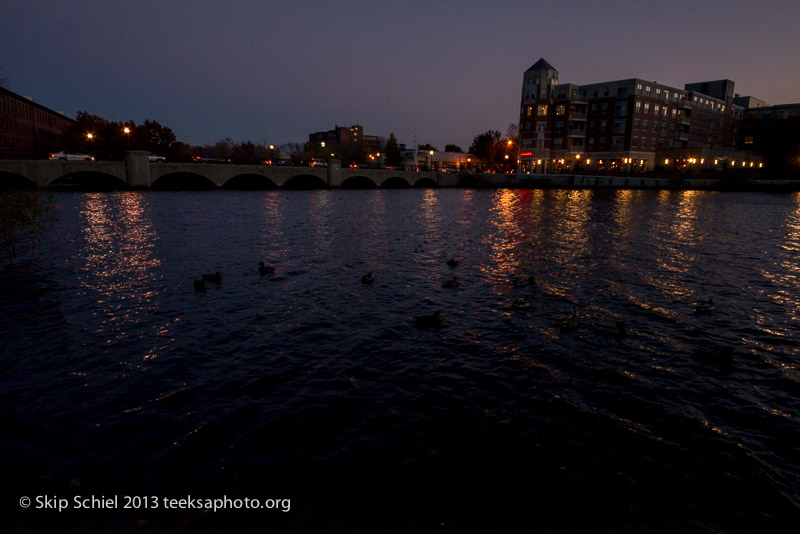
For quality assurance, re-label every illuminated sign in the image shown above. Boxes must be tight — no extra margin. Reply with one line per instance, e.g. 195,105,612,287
520,151,533,157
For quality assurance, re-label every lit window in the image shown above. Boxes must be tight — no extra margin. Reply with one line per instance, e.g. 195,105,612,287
537,105,548,116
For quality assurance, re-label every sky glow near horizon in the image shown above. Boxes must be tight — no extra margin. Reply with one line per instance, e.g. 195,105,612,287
2,0,799,150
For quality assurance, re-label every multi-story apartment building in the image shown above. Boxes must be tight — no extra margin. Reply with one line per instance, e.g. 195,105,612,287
308,124,380,158
518,59,751,173
0,86,74,159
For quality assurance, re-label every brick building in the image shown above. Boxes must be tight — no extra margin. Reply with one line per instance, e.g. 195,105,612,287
308,124,380,162
518,59,751,173
0,86,74,159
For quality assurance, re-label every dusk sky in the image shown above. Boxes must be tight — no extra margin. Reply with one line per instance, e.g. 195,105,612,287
3,0,799,151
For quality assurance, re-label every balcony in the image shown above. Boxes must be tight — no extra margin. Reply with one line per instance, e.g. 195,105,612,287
567,128,586,137
568,113,587,121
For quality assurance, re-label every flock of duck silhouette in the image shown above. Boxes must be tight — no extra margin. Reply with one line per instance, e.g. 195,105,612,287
193,259,726,363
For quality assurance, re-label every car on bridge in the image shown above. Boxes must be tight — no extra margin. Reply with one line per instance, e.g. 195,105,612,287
49,150,94,161
192,153,228,163
148,152,166,162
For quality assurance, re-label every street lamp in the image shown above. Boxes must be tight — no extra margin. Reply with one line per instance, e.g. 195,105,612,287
429,150,434,171
123,127,131,150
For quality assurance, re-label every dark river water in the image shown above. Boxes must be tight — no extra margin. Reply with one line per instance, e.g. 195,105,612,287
2,189,800,532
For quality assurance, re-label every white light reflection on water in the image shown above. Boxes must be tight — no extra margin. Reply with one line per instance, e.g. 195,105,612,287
308,189,335,261
75,193,172,366
411,189,444,281
260,191,287,265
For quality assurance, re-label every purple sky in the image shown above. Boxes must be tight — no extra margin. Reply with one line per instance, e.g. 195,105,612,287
3,0,799,150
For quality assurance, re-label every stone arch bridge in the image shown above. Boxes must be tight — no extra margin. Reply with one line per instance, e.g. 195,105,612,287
0,151,463,189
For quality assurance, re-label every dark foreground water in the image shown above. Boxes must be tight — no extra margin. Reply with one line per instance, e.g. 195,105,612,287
2,189,799,532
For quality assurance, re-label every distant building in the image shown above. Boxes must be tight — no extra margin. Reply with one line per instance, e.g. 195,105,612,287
733,95,769,109
741,103,800,152
401,149,477,172
0,86,74,159
308,124,380,162
518,59,752,172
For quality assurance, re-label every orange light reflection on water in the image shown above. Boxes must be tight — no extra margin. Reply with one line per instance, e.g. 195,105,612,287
761,191,800,323
646,191,701,300
483,189,528,292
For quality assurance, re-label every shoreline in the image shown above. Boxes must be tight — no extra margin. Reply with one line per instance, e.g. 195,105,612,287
467,172,800,192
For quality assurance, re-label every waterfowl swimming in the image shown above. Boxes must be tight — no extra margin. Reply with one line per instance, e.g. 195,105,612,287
512,275,536,288
694,298,715,315
361,272,374,284
594,320,627,341
202,271,222,284
447,258,459,267
258,262,275,276
559,312,580,333
414,311,443,328
442,276,459,288
193,279,207,292
511,295,531,309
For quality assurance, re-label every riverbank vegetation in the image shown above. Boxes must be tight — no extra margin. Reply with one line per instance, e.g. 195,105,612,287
0,189,57,279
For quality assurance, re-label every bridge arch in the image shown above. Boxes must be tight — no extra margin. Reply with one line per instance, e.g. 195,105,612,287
380,176,411,189
341,176,377,189
152,172,216,190
457,174,482,187
224,173,278,190
413,177,438,188
283,174,329,189
0,171,36,190
49,171,128,191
